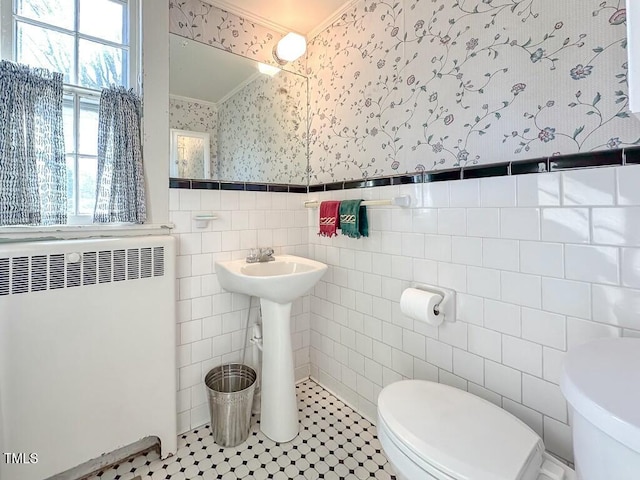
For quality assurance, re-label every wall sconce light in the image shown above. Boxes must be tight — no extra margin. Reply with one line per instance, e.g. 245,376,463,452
273,32,307,65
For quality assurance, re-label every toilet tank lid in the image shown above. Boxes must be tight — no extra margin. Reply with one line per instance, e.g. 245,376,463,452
377,380,543,480
561,338,640,454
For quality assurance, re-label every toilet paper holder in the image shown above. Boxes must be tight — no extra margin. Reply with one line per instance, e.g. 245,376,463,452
413,284,456,323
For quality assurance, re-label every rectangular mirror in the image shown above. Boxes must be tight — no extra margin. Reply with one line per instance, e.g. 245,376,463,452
169,34,308,185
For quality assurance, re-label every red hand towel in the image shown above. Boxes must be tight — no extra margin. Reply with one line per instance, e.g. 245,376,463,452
318,201,341,237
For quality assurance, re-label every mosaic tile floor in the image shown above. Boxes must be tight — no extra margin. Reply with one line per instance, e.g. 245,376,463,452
90,380,397,480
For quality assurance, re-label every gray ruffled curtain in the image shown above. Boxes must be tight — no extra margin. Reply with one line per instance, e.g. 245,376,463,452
94,86,146,223
0,60,67,225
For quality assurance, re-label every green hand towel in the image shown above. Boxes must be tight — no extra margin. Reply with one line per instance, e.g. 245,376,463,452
339,200,369,239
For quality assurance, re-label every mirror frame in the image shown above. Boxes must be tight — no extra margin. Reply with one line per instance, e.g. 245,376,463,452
169,128,211,179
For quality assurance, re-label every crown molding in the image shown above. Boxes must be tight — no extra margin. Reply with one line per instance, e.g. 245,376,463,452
202,0,358,41
217,71,262,105
308,0,360,40
204,0,289,35
169,94,218,108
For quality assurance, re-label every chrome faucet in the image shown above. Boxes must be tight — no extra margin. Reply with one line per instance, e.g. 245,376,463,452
246,247,275,263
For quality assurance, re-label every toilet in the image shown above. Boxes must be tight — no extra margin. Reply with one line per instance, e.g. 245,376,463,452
377,381,574,480
378,337,640,480
560,337,640,480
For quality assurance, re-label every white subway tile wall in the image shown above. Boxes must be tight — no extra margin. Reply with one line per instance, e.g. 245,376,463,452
480,176,517,208
169,165,640,462
306,166,640,463
170,189,310,434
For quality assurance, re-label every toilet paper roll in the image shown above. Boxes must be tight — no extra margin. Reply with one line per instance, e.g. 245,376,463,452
400,288,443,326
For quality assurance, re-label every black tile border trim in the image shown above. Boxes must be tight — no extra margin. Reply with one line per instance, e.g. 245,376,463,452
325,182,345,191
549,150,623,171
169,178,308,193
191,180,220,190
424,169,461,183
510,159,548,175
463,163,510,179
246,183,268,192
268,184,289,193
169,147,640,193
220,182,246,191
392,173,423,185
626,148,640,165
169,178,192,189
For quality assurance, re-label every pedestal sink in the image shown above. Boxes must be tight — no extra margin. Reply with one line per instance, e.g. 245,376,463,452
215,255,327,442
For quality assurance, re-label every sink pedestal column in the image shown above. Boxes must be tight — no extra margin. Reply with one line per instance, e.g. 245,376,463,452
259,299,298,442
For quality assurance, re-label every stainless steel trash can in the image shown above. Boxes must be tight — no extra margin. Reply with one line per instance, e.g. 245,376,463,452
205,363,257,447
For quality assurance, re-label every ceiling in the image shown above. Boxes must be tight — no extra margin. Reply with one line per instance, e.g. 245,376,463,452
170,35,259,104
213,0,351,35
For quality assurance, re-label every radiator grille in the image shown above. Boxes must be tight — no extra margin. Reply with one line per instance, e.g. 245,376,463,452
153,246,164,277
127,248,139,280
83,252,97,286
99,251,112,284
0,258,8,296
141,247,152,279
11,257,29,294
50,254,65,290
67,260,81,288
113,249,126,282
31,256,48,292
0,246,165,296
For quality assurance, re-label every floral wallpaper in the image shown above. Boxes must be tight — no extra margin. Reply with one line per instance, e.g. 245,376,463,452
168,0,639,184
217,71,308,184
169,97,218,176
307,0,640,183
168,0,305,75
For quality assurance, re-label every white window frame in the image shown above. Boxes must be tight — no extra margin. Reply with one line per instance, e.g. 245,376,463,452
0,0,140,225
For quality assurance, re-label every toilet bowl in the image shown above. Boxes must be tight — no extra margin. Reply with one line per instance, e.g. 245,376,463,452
377,381,575,480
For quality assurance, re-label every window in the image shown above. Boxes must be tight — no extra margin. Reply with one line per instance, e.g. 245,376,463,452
1,0,138,223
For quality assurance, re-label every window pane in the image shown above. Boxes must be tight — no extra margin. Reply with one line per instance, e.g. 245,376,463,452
66,155,75,214
79,0,125,44
17,21,74,82
79,97,100,155
78,157,97,215
17,0,75,30
63,94,75,154
78,39,127,89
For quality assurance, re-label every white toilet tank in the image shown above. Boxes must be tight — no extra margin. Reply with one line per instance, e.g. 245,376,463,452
561,338,640,480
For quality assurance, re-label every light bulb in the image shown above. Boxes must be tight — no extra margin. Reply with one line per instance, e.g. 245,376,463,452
273,32,306,64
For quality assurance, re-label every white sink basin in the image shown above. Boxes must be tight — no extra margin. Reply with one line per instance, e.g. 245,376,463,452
215,255,327,304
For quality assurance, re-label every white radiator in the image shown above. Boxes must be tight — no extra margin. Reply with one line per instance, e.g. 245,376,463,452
0,236,177,480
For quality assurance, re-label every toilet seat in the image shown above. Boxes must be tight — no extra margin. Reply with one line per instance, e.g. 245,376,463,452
377,380,545,480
